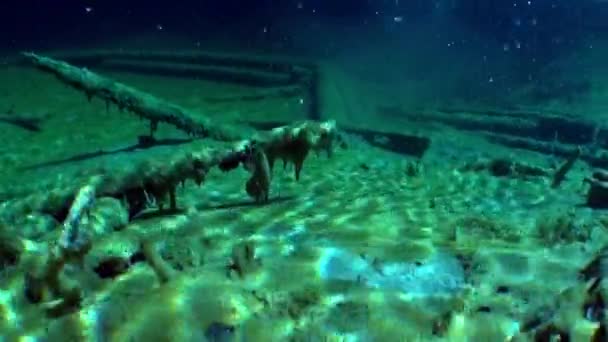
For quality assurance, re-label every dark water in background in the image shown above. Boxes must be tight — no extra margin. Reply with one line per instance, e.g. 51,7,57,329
3,0,601,50
2,0,608,107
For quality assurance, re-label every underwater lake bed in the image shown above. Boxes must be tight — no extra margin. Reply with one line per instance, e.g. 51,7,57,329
2,7,608,339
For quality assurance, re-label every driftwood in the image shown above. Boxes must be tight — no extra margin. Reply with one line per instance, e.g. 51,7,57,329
379,105,608,169
43,49,313,76
487,134,608,169
382,106,598,146
0,120,341,223
99,59,297,87
21,52,253,140
26,49,320,120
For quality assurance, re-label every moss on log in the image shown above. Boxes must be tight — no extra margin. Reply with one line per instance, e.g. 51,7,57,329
21,52,252,141
0,120,340,222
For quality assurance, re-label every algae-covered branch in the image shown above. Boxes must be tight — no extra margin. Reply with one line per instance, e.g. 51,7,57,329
21,52,252,141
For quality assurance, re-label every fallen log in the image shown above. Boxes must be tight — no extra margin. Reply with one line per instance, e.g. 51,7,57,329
43,49,312,76
21,52,253,141
99,59,298,87
486,134,608,169
0,120,341,222
38,49,321,121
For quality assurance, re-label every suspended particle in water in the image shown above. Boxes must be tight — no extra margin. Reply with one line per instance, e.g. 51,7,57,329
513,17,522,27
156,24,164,31
394,16,403,22
503,43,510,52
84,6,93,13
297,2,303,9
